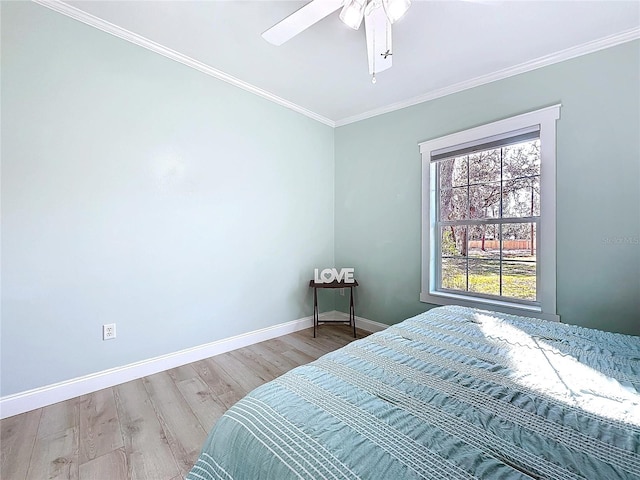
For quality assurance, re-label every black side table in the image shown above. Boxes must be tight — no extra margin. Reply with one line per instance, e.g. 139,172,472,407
309,279,358,338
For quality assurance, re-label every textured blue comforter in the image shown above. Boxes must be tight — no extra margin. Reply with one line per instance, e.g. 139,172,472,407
187,306,640,479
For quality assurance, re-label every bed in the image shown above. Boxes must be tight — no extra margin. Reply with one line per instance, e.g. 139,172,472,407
186,305,640,480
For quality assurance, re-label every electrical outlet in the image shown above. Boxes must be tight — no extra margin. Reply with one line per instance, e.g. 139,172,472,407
340,288,345,296
103,323,116,340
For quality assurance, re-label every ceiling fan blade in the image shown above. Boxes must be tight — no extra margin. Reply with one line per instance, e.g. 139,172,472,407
262,0,344,46
364,3,392,75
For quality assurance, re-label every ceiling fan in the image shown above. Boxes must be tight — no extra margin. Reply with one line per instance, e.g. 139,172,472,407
262,0,412,83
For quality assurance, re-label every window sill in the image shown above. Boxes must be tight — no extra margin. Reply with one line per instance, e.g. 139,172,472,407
420,290,560,322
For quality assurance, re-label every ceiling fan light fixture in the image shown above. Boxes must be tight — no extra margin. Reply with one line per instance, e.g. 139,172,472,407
339,0,367,30
382,0,411,23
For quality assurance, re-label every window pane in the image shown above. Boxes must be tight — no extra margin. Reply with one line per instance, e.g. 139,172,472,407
503,140,540,180
439,187,467,220
503,177,540,218
501,222,536,301
468,224,500,258
468,259,500,296
441,258,467,291
441,226,467,258
439,156,468,189
502,261,536,301
469,183,501,219
469,148,500,184
502,222,536,260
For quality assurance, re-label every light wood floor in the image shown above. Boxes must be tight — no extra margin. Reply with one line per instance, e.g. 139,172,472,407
1,325,368,480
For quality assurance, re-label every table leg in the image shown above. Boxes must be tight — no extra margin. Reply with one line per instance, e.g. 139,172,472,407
350,286,356,338
313,287,318,338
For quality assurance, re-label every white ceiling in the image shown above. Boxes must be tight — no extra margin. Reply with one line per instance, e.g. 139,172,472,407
47,0,640,125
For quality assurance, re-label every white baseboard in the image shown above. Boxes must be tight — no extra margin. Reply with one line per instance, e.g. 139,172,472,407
328,311,389,333
0,310,384,419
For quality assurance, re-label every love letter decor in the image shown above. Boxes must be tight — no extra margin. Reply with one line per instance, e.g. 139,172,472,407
313,268,355,284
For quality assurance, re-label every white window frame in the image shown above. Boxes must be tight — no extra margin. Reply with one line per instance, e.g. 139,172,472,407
419,105,561,321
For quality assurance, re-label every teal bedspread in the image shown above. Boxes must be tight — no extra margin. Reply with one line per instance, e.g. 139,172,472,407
187,306,640,479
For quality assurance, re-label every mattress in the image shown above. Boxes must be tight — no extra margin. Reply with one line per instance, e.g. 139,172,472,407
186,305,640,479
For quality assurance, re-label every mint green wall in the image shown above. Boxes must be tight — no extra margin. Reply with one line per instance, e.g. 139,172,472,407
1,2,334,396
2,3,638,400
335,41,640,336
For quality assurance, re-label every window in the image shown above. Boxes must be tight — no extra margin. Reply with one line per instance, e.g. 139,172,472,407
419,106,560,321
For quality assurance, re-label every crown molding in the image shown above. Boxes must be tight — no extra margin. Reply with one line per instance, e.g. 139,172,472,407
30,1,639,129
32,0,336,128
335,26,640,127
